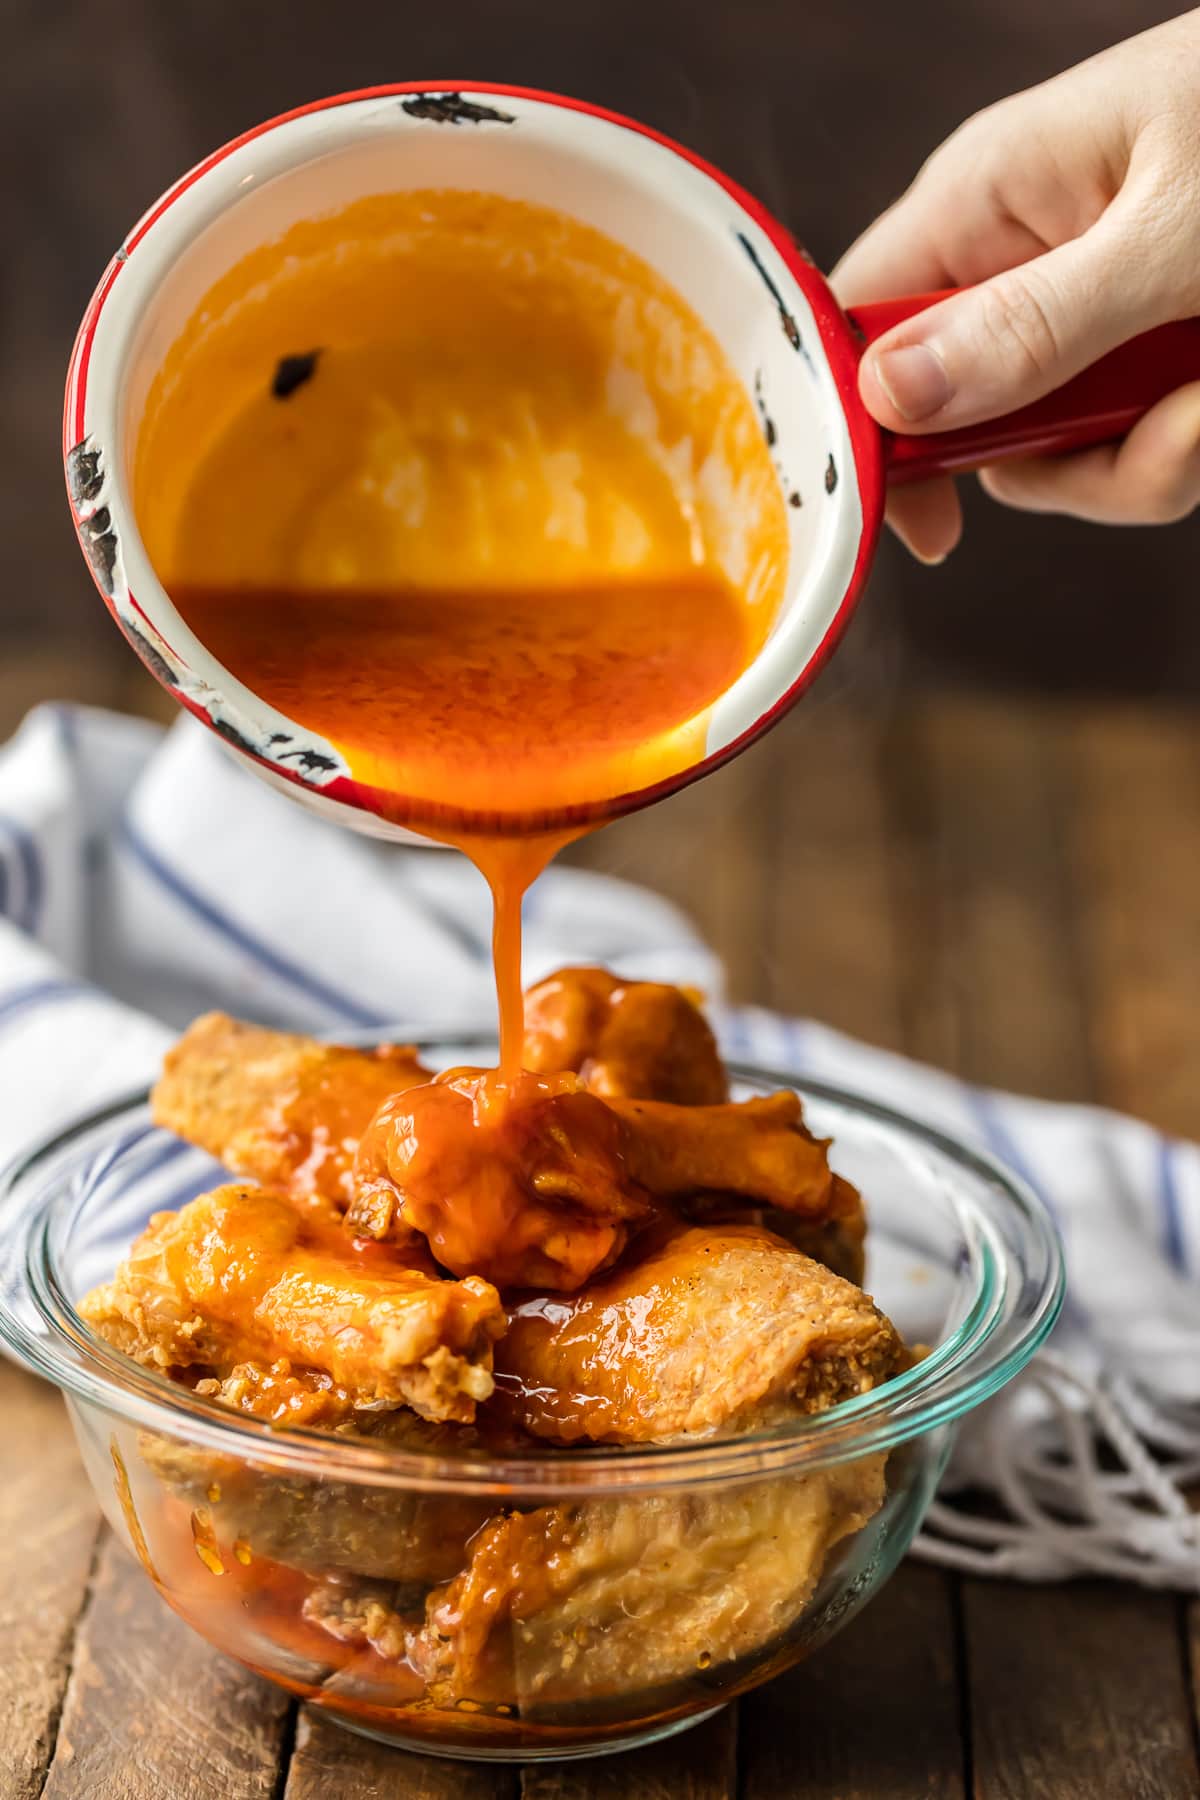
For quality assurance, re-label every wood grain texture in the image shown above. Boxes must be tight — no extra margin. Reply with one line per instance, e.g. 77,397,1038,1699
901,695,1200,1800
1063,704,1200,1137
284,1704,517,1799
0,1366,100,1800
904,695,1094,1099
762,698,909,1051
963,1580,1200,1800
39,1534,291,1800
739,1562,965,1800
567,736,774,1009
519,1705,735,1799
733,698,968,1798
1189,1601,1200,1776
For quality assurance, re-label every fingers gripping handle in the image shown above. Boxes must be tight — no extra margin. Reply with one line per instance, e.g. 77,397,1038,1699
847,292,1200,486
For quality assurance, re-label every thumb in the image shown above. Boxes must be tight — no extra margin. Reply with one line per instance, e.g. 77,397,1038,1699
858,214,1161,434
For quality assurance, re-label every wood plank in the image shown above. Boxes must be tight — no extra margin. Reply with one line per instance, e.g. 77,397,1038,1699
0,1365,101,1800
284,1703,517,1799
739,1562,964,1800
40,1533,291,1800
742,696,967,1797
0,648,129,741
963,1580,1199,1800
1063,702,1200,1138
1062,698,1200,1782
903,694,1200,1800
566,720,774,1008
520,1702,736,1800
1189,1600,1200,1772
906,694,1093,1099
871,699,962,1072
761,696,909,1052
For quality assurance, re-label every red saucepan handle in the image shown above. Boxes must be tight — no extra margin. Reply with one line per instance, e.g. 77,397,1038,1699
846,291,1200,486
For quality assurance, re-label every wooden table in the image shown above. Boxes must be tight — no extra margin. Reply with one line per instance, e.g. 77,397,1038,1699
3,684,1198,1799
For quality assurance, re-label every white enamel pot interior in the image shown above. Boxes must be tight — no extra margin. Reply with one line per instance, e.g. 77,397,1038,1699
64,84,883,843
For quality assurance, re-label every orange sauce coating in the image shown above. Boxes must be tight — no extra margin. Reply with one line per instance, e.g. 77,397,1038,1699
170,575,749,823
266,1042,429,1206
133,191,787,1063
356,1065,649,1288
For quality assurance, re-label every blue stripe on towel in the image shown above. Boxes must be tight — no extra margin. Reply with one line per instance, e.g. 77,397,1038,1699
964,1085,1083,1329
780,1014,813,1074
1157,1135,1187,1273
0,978,91,1036
0,815,43,935
117,815,387,1029
52,704,79,758
963,1087,1054,1216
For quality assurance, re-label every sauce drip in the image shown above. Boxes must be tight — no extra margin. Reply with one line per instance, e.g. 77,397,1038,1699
473,835,573,1075
134,190,789,1066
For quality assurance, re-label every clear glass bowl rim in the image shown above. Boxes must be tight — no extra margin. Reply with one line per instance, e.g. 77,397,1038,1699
0,1058,1065,1496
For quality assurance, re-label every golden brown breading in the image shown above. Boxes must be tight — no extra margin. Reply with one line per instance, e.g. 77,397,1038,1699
80,1185,505,1423
689,1174,868,1285
192,1360,358,1429
152,1012,429,1208
492,1221,903,1444
398,1457,886,1709
139,1411,498,1584
609,1090,835,1215
522,966,727,1104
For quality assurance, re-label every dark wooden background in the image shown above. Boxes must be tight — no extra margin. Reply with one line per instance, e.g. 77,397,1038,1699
3,0,1200,708
3,7,1199,1798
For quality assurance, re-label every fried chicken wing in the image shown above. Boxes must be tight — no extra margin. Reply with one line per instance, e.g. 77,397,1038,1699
139,1411,499,1585
395,1456,886,1709
349,1069,654,1290
523,967,727,1104
192,1360,358,1429
95,973,909,1735
152,1012,430,1208
689,1174,868,1285
609,1090,835,1215
81,1185,505,1423
492,1220,903,1444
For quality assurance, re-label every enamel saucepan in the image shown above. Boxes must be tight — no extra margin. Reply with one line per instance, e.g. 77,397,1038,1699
64,83,1200,840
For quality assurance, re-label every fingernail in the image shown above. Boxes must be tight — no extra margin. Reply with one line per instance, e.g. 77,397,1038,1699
872,343,953,422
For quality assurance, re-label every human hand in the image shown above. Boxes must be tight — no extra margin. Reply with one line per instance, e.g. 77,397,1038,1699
833,11,1200,561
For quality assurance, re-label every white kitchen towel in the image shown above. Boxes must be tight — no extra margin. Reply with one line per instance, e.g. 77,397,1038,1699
1,702,1197,1588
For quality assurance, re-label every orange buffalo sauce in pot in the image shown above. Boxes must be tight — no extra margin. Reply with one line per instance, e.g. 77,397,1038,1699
133,190,788,1065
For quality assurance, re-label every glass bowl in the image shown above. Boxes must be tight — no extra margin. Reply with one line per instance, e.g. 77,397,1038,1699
0,1050,1063,1763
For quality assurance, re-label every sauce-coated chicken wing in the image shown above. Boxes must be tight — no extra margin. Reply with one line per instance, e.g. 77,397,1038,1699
152,1012,430,1208
522,966,727,1104
81,1185,504,1422
369,1457,886,1709
349,1069,655,1290
493,1220,904,1444
610,1090,835,1214
351,1075,838,1288
690,1173,868,1285
139,1411,500,1584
